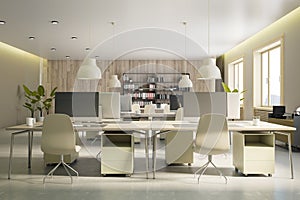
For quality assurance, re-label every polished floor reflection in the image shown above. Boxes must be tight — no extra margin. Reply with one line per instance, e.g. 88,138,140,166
1,129,300,200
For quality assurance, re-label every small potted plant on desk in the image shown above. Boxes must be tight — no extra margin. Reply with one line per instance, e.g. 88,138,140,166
23,85,39,125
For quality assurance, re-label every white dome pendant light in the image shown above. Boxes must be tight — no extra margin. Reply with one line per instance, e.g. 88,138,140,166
77,58,101,80
77,20,101,80
178,21,193,89
108,22,121,88
198,0,221,80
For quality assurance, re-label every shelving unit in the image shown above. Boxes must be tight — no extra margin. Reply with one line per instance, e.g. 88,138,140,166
122,73,188,107
101,132,134,175
232,132,275,176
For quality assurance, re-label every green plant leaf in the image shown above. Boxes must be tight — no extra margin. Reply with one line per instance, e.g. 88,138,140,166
50,87,57,97
23,85,32,96
37,85,45,96
221,82,231,92
232,89,239,93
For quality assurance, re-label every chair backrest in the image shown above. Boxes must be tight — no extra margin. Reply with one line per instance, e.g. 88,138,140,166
131,104,140,113
175,107,184,121
195,113,229,155
163,104,170,113
41,114,76,155
144,104,156,114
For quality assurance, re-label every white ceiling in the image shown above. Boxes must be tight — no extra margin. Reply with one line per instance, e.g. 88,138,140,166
0,0,299,60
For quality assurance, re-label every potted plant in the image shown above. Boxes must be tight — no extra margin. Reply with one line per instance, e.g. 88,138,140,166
37,86,57,120
23,85,57,123
23,85,39,125
222,82,246,119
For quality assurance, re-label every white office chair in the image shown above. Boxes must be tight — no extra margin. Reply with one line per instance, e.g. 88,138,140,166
41,114,81,184
165,107,193,165
193,113,230,184
175,107,184,121
144,104,156,114
131,104,141,113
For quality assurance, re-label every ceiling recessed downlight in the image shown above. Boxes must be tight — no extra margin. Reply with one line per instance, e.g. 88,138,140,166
28,36,36,40
0,20,6,25
71,36,78,40
50,47,56,51
85,47,91,51
50,20,59,25
65,56,70,59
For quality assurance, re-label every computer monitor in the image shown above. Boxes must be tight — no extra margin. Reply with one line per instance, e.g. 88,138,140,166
55,92,99,121
120,94,132,112
99,92,120,119
273,106,285,118
170,95,183,111
183,92,227,121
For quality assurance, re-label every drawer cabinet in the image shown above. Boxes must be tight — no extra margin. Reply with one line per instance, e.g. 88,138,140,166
101,132,134,175
232,132,275,176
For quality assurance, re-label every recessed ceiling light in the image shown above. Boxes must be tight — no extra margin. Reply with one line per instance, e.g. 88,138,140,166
0,20,6,25
71,36,78,40
65,56,70,59
95,56,99,59
28,36,36,40
50,47,56,51
85,47,91,51
50,20,59,25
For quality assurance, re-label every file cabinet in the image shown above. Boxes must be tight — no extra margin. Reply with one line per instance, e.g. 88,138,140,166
101,132,134,175
232,131,275,176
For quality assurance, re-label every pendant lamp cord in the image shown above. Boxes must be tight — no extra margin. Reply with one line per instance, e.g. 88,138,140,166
207,0,210,56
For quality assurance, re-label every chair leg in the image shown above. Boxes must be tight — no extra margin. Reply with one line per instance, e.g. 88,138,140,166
43,155,79,184
210,160,228,184
194,161,209,178
195,155,228,184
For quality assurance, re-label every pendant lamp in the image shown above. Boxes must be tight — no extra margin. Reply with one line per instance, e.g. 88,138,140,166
178,21,193,88
198,58,221,79
198,0,221,80
109,75,121,88
108,22,121,88
77,58,101,80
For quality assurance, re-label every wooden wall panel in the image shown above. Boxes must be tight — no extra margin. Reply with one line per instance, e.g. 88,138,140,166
45,59,221,94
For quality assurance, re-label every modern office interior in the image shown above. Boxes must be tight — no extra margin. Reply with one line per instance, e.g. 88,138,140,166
1,0,300,199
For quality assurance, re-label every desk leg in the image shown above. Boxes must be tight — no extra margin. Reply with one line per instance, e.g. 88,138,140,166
145,134,149,179
28,131,33,168
8,133,15,179
152,134,157,179
8,131,27,179
287,133,294,179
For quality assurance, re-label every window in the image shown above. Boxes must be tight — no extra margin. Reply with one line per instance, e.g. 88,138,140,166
253,38,283,108
261,45,281,106
228,58,244,104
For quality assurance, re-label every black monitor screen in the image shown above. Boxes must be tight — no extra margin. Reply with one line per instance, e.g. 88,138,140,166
170,95,183,110
55,92,99,117
273,106,285,117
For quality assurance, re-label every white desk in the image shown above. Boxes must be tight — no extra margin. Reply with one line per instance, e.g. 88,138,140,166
6,120,295,179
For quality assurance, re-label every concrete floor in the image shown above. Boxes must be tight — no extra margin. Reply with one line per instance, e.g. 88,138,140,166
1,129,300,200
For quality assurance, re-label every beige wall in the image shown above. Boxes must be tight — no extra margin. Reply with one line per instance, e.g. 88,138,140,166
224,7,300,119
0,42,41,128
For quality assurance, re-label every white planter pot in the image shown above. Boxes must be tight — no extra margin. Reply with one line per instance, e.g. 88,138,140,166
38,116,44,122
26,117,35,126
227,93,240,119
